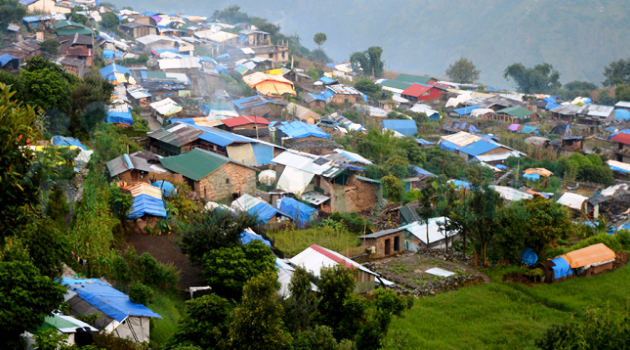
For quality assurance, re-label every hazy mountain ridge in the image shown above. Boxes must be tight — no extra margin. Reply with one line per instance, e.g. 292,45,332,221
114,0,630,88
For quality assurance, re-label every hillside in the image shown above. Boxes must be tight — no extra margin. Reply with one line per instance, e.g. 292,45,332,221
111,0,630,88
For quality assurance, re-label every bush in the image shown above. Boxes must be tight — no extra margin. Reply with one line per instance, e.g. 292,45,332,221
129,282,153,305
328,212,373,233
616,229,630,250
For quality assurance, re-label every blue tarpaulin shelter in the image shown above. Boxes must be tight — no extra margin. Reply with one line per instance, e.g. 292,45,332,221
546,102,562,110
106,107,134,125
102,50,114,59
416,138,434,146
0,54,18,67
319,76,336,84
551,257,573,280
381,119,418,136
495,164,507,169
152,181,176,196
457,140,500,157
277,121,329,139
410,165,434,177
616,109,630,121
523,173,541,181
128,194,167,219
241,229,271,246
61,278,162,321
251,143,274,165
99,63,132,83
440,140,460,153
279,197,318,227
543,97,557,104
453,106,480,116
248,202,289,224
52,135,87,150
521,248,538,266
450,180,471,189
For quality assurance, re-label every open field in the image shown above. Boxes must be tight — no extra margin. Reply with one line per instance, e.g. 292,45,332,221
267,225,361,257
389,265,630,349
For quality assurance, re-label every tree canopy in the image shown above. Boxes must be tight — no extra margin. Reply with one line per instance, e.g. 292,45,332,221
445,56,480,84
351,46,385,78
503,62,561,94
100,12,120,29
602,58,630,87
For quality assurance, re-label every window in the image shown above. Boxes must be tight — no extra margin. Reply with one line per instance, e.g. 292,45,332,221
268,53,273,58
226,178,230,184
394,236,400,251
344,99,349,103
282,52,285,59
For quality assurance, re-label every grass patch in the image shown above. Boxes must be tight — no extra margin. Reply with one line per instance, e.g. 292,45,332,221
267,225,360,257
149,293,186,347
389,265,630,349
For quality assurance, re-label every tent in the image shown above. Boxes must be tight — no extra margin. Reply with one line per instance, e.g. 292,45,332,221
99,64,136,85
152,180,176,196
521,248,538,266
128,194,167,219
241,227,271,246
278,197,318,227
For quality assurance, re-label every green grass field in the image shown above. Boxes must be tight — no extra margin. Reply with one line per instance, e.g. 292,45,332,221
388,265,630,349
268,225,361,257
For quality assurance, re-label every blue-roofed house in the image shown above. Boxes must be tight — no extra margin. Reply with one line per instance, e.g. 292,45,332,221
0,54,19,70
231,94,288,119
382,119,418,136
276,120,341,154
456,139,504,161
318,76,338,85
416,138,435,148
451,106,480,117
62,278,161,343
404,165,436,190
231,194,291,224
106,104,134,126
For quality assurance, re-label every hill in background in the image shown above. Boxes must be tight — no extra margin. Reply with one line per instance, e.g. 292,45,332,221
114,0,630,88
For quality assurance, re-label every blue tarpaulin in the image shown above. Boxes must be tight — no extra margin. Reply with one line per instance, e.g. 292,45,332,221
440,140,459,153
454,106,480,116
152,181,176,196
416,138,434,146
128,194,167,219
410,165,434,177
381,119,418,136
99,64,132,83
251,143,274,165
521,248,538,266
106,108,134,125
616,109,630,121
241,229,271,246
277,121,329,139
102,50,114,59
486,86,502,92
319,76,336,84
279,197,318,227
52,135,87,150
0,54,18,67
450,180,471,189
551,257,573,280
495,164,507,169
61,278,162,321
457,140,500,156
523,173,541,181
248,202,288,224
543,97,557,104
546,102,562,110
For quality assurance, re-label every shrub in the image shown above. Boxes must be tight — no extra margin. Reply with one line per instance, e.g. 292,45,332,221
129,282,153,305
616,229,630,250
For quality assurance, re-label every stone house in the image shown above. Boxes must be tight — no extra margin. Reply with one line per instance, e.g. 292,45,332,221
359,228,404,258
106,154,154,184
232,95,288,119
120,22,157,39
326,84,364,105
283,102,321,124
221,115,271,141
159,148,256,201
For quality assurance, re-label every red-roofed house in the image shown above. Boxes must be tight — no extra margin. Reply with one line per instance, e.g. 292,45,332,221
611,132,630,164
400,83,443,102
221,116,271,140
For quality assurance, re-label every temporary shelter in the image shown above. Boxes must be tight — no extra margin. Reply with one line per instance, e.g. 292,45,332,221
277,197,318,227
381,119,418,136
539,243,615,282
99,64,136,85
243,72,295,95
62,278,161,342
231,194,290,224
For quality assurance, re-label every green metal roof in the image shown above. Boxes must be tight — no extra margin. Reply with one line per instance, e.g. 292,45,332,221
394,73,433,85
35,315,79,334
380,80,413,91
160,148,254,181
55,20,93,36
145,71,171,79
356,175,381,184
495,106,533,119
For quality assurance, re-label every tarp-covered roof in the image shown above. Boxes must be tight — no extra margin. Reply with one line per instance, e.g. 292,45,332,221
453,106,480,116
457,139,500,156
159,148,230,181
62,278,161,321
128,194,167,219
241,228,271,246
560,243,615,269
277,121,329,139
278,197,318,227
382,119,418,136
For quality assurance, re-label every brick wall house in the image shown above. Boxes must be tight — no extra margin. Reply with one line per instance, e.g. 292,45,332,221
359,229,404,258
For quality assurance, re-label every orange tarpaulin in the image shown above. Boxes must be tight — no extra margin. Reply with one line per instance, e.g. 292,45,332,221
523,168,553,177
559,243,615,268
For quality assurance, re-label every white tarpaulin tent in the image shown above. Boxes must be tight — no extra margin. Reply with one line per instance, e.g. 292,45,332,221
276,166,315,196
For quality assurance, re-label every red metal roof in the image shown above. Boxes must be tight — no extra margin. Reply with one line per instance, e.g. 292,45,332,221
611,133,630,145
309,244,355,269
401,83,432,97
222,116,271,127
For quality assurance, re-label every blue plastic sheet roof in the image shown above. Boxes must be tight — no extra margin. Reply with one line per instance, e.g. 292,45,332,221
450,180,471,189
457,140,500,156
410,165,434,177
308,92,328,102
486,86,502,91
0,54,18,67
152,181,176,196
546,102,562,110
140,11,160,16
543,97,557,103
521,248,538,266
416,138,434,146
551,257,573,280
521,125,539,135
381,119,418,136
251,143,274,165
52,135,87,150
610,165,630,173
196,127,255,147
62,278,162,321
495,164,507,169
454,106,480,115
616,109,630,121
277,121,329,139
248,202,288,224
319,76,336,84
102,50,114,59
106,108,134,125
99,64,132,82
232,95,269,109
241,230,271,246
320,89,335,100
440,140,459,153
279,197,318,227
523,173,541,181
128,194,167,219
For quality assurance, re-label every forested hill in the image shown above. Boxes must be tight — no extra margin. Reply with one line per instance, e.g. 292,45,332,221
115,0,630,87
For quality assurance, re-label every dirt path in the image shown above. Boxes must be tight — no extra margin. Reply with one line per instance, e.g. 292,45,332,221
141,111,161,131
125,232,206,290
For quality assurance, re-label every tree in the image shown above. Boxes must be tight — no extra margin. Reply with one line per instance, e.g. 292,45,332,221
170,294,231,349
503,62,561,94
350,46,385,78
0,84,40,241
355,78,384,101
616,83,630,103
417,182,436,251
0,261,66,348
317,264,359,339
108,186,132,225
313,32,327,61
101,12,120,29
0,0,26,28
445,56,480,84
22,220,67,278
202,240,276,299
20,58,73,115
228,270,292,350
293,325,339,350
179,209,262,265
520,197,572,255
602,58,630,87
39,39,61,58
598,89,615,105
281,266,317,334
213,5,250,24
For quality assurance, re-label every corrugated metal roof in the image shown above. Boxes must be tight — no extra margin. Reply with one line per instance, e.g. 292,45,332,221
222,116,270,127
273,150,341,177
585,104,614,118
159,148,231,181
106,154,152,176
457,140,500,156
359,227,405,239
326,84,362,95
472,150,523,162
277,121,329,139
401,83,432,97
405,217,453,245
289,244,377,278
550,104,582,115
611,132,630,145
381,119,418,136
148,123,206,147
332,149,373,165
616,101,630,108
440,131,481,147
394,73,432,85
490,185,533,202
355,175,381,184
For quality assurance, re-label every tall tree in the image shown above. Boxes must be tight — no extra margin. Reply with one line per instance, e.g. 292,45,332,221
100,12,120,29
350,46,385,78
281,266,317,334
313,32,327,61
417,182,436,251
445,56,480,84
503,62,561,94
317,264,360,339
228,270,292,350
602,58,630,87
169,294,231,349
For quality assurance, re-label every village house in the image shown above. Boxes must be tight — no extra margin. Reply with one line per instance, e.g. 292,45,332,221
359,228,404,258
231,95,288,119
323,148,373,169
243,72,296,96
54,20,93,36
616,101,630,112
275,120,340,155
478,95,527,111
160,148,257,202
231,194,291,225
239,29,270,46
382,119,418,137
251,44,289,64
0,40,41,63
120,22,157,39
400,83,444,103
106,153,153,184
486,106,538,124
283,102,321,124
403,165,435,191
62,278,161,343
326,84,364,105
221,115,271,140
300,92,327,110
59,34,93,67
22,13,66,32
0,54,19,71
403,217,460,251
577,104,615,132
147,122,206,156
273,150,383,214
289,244,382,293
150,98,183,124
550,104,583,123
126,85,152,109
19,0,72,14
610,132,630,163
52,56,85,78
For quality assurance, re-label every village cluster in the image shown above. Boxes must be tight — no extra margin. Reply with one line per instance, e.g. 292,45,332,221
5,0,630,348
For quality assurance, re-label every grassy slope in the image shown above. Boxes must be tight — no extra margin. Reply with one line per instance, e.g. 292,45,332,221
389,265,630,349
